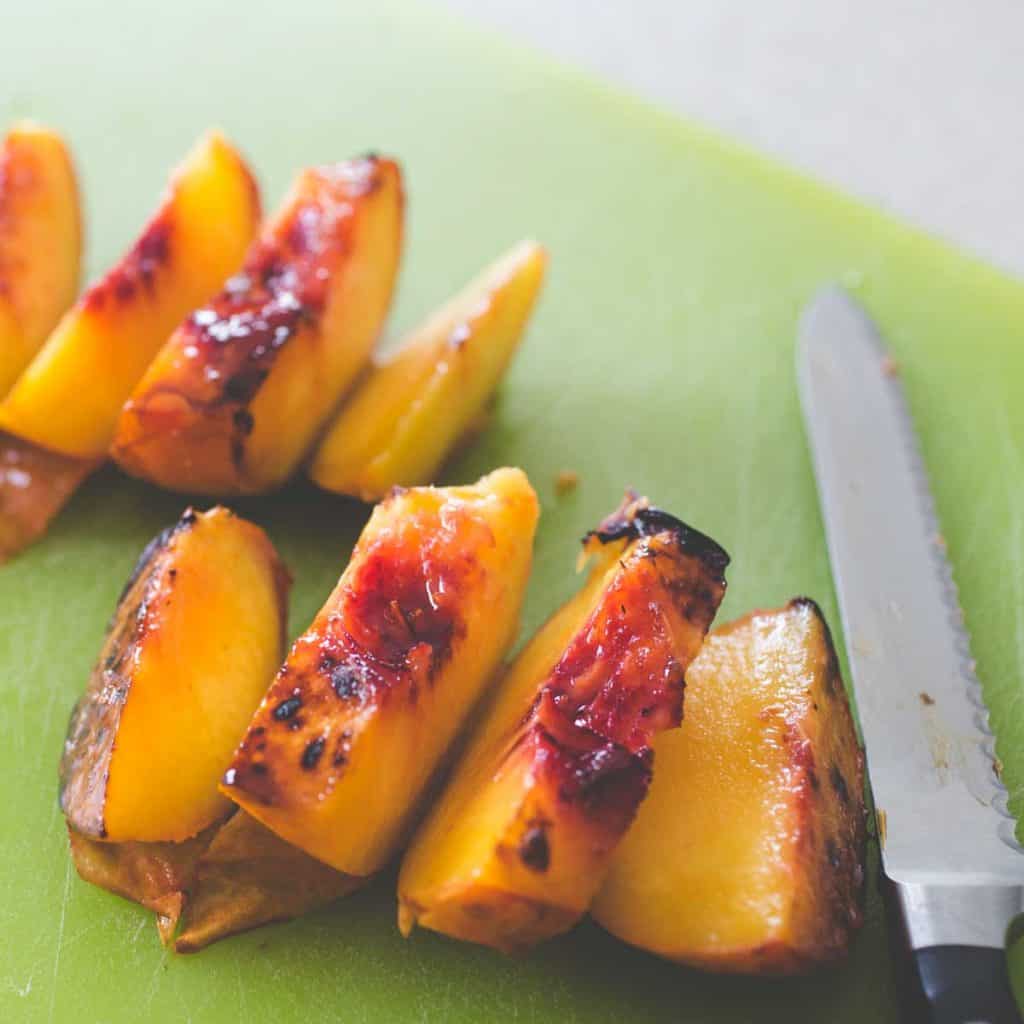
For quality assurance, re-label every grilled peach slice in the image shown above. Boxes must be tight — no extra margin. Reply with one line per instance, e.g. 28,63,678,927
592,599,866,973
0,432,97,561
397,495,729,953
173,811,364,952
0,132,259,457
112,157,403,495
309,239,544,501
0,122,81,396
59,507,289,843
222,467,539,876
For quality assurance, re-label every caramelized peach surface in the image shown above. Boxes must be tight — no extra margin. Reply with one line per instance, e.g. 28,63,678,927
397,495,729,953
222,467,539,876
310,239,545,501
113,157,403,495
0,122,81,396
0,132,260,457
59,507,289,842
592,599,866,973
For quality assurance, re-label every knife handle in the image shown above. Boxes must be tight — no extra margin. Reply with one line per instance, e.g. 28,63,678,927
911,945,1019,1023
893,881,1023,1024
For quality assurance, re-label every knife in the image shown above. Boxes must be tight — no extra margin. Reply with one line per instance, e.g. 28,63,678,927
797,286,1024,1023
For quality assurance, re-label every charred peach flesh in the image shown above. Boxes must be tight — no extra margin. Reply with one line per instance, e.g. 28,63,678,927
592,599,866,973
0,132,260,457
397,495,728,952
113,157,403,494
222,467,539,876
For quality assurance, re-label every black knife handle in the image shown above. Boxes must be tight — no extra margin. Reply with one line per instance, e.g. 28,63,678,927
911,945,1020,1024
887,880,1024,1024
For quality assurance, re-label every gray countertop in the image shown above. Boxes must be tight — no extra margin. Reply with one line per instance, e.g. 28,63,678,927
438,0,1024,278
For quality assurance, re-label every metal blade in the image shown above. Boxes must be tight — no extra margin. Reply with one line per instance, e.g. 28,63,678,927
797,286,1024,886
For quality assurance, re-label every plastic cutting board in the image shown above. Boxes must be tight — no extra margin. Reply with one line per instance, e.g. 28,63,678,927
3,2,1024,1020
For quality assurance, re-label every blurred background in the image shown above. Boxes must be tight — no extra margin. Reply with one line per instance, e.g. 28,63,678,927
439,0,1024,277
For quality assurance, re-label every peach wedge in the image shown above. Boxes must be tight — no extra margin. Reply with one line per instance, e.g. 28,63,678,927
397,495,728,953
0,122,81,397
0,131,260,457
592,599,866,973
309,239,545,501
222,468,539,876
112,156,403,495
59,507,289,843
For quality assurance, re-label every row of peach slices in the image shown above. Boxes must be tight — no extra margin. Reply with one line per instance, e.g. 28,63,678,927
59,469,867,973
0,124,547,559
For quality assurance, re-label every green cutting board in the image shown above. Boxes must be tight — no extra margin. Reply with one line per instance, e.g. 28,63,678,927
3,1,1023,1021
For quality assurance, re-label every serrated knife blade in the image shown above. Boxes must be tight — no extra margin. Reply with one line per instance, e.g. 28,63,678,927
797,286,1023,1023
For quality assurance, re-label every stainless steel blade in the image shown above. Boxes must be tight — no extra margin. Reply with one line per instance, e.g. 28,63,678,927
797,286,1024,886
